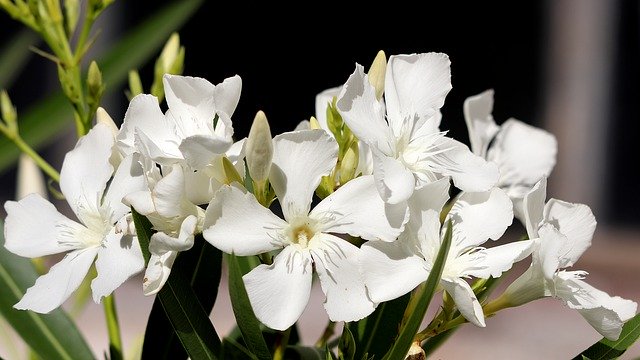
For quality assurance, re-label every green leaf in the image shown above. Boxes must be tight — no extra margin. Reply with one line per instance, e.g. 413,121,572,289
352,293,410,359
0,29,39,89
285,346,328,360
338,325,356,360
421,328,455,356
142,236,223,359
131,210,222,359
572,313,640,360
227,254,272,360
0,223,95,360
0,0,204,174
382,221,453,360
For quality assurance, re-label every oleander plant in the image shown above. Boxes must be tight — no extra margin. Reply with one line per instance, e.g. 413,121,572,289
0,1,638,359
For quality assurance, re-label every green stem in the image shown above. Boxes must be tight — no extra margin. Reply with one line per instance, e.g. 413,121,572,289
103,294,123,360
73,15,95,63
481,294,512,317
273,327,292,360
416,315,466,342
9,134,60,183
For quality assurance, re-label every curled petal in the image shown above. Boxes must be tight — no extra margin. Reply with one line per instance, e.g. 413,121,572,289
543,199,596,268
441,278,485,327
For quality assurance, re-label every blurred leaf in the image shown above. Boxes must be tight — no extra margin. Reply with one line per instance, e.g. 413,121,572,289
0,29,39,89
132,210,222,359
352,294,410,360
572,313,640,360
382,221,453,360
0,0,204,174
285,346,327,360
0,223,95,360
227,254,272,360
338,325,355,360
142,236,222,359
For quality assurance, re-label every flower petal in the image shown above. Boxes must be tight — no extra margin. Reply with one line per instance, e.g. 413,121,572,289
60,123,114,221
385,53,452,133
117,94,176,157
14,248,98,313
447,188,513,249
92,231,144,303
311,234,376,322
163,75,216,125
203,185,288,256
103,154,146,221
408,178,450,230
270,130,338,220
213,75,242,117
4,194,80,257
543,199,596,268
372,150,415,204
488,119,557,188
466,240,535,279
149,215,197,254
337,65,394,155
429,137,499,192
311,175,407,242
536,224,564,279
243,245,313,330
179,134,233,170
523,178,547,239
360,238,429,303
441,278,485,327
143,251,177,296
463,89,499,157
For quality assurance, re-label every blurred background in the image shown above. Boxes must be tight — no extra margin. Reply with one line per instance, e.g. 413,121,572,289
0,0,638,359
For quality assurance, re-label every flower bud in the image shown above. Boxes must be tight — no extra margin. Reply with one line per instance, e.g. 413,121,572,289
151,33,184,99
1,90,18,133
16,154,47,200
222,156,243,185
339,141,359,184
246,111,273,182
309,116,321,130
128,70,143,99
368,50,386,100
87,61,104,99
96,107,119,137
64,0,80,36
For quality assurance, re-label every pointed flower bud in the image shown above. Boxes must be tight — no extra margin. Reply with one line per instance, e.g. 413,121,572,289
309,116,321,130
246,111,273,182
1,90,17,133
64,0,80,36
16,154,47,200
128,70,143,99
96,107,118,137
339,141,359,184
368,50,386,100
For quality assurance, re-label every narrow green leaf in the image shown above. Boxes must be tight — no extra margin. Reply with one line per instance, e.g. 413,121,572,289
0,223,95,360
285,346,327,360
352,293,410,360
338,325,356,360
221,338,258,360
131,210,222,359
227,254,272,360
572,313,640,360
421,328,455,356
382,221,453,360
0,0,204,174
142,236,222,359
130,208,152,264
0,29,39,89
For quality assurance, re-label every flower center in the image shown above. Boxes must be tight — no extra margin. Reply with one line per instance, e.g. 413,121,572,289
291,225,314,248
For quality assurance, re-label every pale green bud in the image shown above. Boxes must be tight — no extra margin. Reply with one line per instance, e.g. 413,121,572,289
16,154,47,200
339,141,359,184
64,0,79,36
0,90,17,132
368,50,386,100
87,61,105,111
159,33,181,73
151,33,184,100
246,111,273,182
309,116,321,130
96,107,118,137
222,156,243,185
128,70,143,99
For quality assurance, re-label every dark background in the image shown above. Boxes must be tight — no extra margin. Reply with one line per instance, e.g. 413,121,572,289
1,1,638,226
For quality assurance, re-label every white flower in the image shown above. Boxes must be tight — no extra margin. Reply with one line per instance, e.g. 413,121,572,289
337,53,499,204
3,124,146,313
464,90,557,220
361,179,533,327
117,74,241,169
502,178,637,340
203,129,407,330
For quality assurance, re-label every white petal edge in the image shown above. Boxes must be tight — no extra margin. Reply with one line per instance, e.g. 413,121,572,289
441,278,485,327
463,89,499,157
372,151,415,204
92,231,144,303
543,198,596,268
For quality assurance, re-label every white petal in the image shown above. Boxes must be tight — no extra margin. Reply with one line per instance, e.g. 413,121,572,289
124,190,155,216
179,134,233,170
163,75,216,125
337,65,394,155
152,165,190,218
92,231,144,303
315,86,342,132
143,251,177,296
488,119,557,188
14,248,98,313
360,239,429,303
16,154,47,200
408,178,450,230
183,168,223,206
311,234,376,321
213,75,242,117
429,137,499,192
523,178,547,239
311,176,407,242
270,130,337,220
149,215,197,254
4,194,80,257
463,89,499,157
203,185,288,256
543,199,596,268
103,154,146,221
385,53,452,132
60,123,114,220
466,240,534,279
243,245,313,330
372,151,415,204
117,94,175,157
447,188,513,249
133,128,182,165
441,278,485,327
536,224,564,279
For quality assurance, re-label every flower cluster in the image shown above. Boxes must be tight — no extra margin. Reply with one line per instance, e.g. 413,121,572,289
4,51,636,342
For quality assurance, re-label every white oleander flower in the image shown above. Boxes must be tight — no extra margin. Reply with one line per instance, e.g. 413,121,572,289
361,179,533,327
117,74,241,170
501,178,637,340
463,90,557,220
203,129,407,330
337,53,499,205
3,123,146,312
